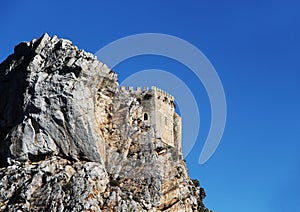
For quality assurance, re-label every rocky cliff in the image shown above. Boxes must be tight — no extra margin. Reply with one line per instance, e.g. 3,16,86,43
0,34,209,211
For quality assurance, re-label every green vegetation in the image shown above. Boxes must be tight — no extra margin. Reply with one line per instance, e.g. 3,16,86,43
191,179,200,187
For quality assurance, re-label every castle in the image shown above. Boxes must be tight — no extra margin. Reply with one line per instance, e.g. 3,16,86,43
119,86,182,153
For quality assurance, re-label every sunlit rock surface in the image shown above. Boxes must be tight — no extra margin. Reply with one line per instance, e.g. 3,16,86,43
0,34,209,211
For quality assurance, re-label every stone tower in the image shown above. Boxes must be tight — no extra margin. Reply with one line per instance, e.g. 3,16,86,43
120,86,182,152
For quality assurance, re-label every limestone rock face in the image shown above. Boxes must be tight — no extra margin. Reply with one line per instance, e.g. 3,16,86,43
0,34,209,211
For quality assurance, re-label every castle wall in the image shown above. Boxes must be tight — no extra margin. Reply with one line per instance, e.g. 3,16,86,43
118,86,181,149
140,89,156,129
152,86,175,147
119,86,156,129
173,113,182,154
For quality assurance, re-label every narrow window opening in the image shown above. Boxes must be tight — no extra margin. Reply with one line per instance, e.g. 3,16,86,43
144,113,149,121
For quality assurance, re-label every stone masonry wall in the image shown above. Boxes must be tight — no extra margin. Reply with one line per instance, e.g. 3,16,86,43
118,86,179,149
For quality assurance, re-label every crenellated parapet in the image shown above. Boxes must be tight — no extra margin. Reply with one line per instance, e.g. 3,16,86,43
151,86,175,108
118,86,150,92
151,86,174,101
118,86,174,105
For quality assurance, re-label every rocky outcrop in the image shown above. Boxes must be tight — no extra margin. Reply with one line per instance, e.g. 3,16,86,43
0,34,210,211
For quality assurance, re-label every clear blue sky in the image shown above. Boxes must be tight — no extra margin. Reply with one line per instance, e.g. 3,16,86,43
1,1,299,211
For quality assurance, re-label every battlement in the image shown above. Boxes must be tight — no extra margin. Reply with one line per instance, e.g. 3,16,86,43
151,86,174,101
118,86,174,102
118,86,149,92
